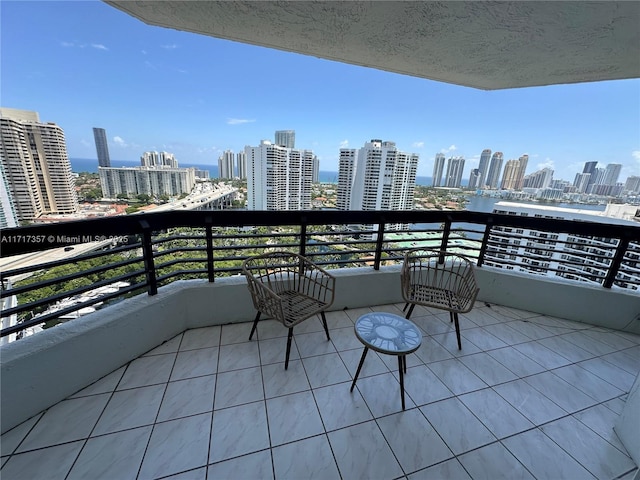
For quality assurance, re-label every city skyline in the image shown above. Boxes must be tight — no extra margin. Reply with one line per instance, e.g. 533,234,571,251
2,1,639,183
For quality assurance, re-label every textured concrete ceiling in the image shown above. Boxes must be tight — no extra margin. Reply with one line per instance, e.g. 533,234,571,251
106,1,640,90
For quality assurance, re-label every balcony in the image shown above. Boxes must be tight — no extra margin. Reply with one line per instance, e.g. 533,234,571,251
1,210,639,479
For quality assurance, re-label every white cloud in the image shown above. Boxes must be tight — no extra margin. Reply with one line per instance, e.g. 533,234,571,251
144,61,157,70
141,49,147,55
60,41,74,47
113,136,127,147
440,144,457,154
161,44,178,50
80,139,91,147
227,118,255,125
177,69,188,74
537,157,555,170
412,141,424,148
339,139,349,148
91,44,108,51
632,150,640,162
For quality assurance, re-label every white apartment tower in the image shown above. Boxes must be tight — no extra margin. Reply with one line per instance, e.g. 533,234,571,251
99,166,196,198
140,151,178,168
445,156,465,188
432,153,445,187
275,130,295,149
485,151,504,189
245,140,313,210
218,150,235,179
0,108,78,222
337,140,418,229
236,151,247,179
477,149,491,188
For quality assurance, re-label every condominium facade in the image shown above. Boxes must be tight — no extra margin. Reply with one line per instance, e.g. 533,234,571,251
0,108,78,222
0,162,18,228
245,140,313,210
444,156,465,188
274,130,295,149
432,153,445,187
337,139,418,230
522,168,553,190
93,127,111,167
236,151,247,180
485,201,639,290
140,151,178,168
218,150,235,179
485,151,504,189
312,156,320,183
98,166,196,198
477,149,491,188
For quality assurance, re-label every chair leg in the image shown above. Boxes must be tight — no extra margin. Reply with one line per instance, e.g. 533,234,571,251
285,327,294,370
350,347,369,392
248,311,261,340
453,312,462,350
405,303,416,319
320,312,330,341
449,311,454,323
402,302,409,312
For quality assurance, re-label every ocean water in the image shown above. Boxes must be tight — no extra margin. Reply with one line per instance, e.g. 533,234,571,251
71,158,437,186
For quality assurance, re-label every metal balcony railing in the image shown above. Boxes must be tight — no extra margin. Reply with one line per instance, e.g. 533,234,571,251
1,210,639,339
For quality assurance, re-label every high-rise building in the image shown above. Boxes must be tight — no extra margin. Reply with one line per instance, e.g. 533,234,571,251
500,159,520,190
236,151,247,179
0,108,78,222
624,176,640,194
245,140,313,210
444,156,465,187
468,169,481,190
522,168,553,189
487,201,638,290
98,166,196,198
477,149,492,188
485,151,504,189
218,150,235,179
93,127,111,167
0,162,18,228
140,151,178,168
432,153,445,187
312,156,320,183
583,161,598,189
338,139,418,227
514,154,529,190
275,130,295,149
602,163,622,186
574,173,591,193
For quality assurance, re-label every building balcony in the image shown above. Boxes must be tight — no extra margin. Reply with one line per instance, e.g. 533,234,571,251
1,210,639,479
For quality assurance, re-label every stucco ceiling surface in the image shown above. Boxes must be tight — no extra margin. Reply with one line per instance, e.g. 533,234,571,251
106,1,640,90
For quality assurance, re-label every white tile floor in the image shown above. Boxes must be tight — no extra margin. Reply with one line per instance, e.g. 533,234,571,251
1,302,639,480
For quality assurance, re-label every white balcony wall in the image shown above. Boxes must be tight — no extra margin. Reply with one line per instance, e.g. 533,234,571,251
2,266,639,437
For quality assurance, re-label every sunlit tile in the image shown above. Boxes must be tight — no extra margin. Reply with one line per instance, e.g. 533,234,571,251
313,381,373,431
266,391,324,446
272,434,340,480
181,326,221,350
209,402,269,463
459,388,533,439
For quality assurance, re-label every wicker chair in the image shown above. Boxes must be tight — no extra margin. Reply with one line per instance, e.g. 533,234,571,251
401,249,479,350
242,251,336,369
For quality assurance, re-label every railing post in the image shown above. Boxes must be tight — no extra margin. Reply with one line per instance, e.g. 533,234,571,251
438,215,453,262
205,216,215,283
300,217,307,258
603,235,630,288
373,218,385,270
139,220,158,296
477,217,493,267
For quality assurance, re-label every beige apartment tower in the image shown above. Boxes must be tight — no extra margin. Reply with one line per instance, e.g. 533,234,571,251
0,108,78,222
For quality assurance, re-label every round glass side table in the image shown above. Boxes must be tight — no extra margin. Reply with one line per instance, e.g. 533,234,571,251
350,311,422,410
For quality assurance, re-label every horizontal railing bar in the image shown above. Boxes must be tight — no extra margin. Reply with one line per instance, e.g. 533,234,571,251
0,242,141,280
2,210,638,257
1,256,144,299
1,282,146,337
1,270,146,318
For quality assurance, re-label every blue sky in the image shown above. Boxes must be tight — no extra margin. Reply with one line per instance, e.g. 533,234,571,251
2,1,639,182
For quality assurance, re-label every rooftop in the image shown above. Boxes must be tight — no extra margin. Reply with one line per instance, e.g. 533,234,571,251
2,301,638,479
